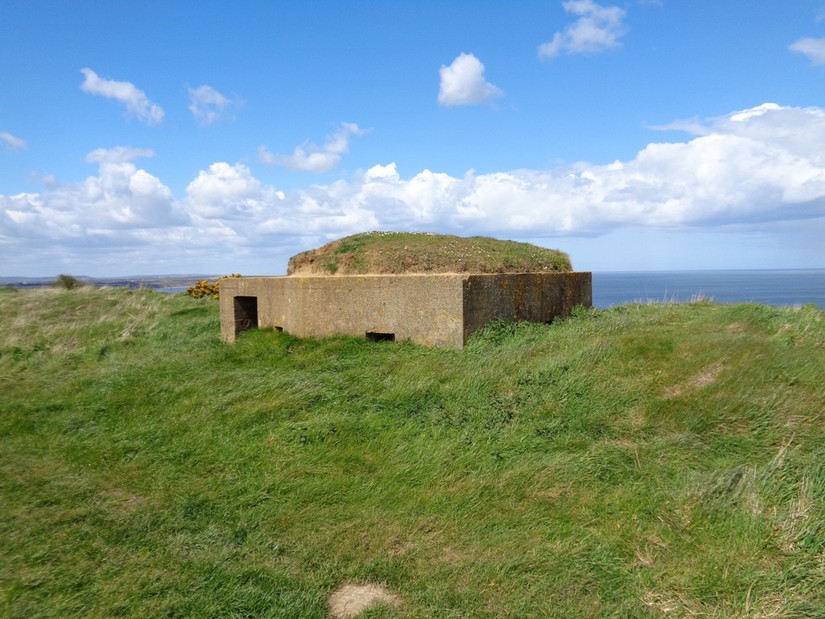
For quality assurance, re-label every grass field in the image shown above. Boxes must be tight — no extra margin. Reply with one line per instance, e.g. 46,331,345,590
1,286,823,618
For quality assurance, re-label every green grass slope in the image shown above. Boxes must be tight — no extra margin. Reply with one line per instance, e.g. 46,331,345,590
286,231,572,275
1,287,823,618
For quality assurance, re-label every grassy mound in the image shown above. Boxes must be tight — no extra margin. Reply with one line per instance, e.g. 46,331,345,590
287,231,572,275
1,288,824,617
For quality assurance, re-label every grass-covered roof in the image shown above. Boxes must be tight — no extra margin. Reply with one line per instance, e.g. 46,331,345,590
287,231,573,275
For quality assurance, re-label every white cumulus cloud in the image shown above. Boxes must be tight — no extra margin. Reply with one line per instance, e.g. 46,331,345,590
2,103,824,276
1,131,27,150
258,103,825,238
186,162,284,219
438,53,503,107
80,68,164,125
538,0,628,59
258,123,366,173
1,146,179,246
789,37,825,65
188,84,237,125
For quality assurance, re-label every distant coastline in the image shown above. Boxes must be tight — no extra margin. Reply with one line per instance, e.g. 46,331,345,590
3,269,824,309
0,275,224,293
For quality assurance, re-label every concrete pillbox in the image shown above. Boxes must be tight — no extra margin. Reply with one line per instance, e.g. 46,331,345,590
220,272,592,349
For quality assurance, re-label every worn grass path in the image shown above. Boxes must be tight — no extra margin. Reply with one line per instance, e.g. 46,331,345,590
1,287,823,617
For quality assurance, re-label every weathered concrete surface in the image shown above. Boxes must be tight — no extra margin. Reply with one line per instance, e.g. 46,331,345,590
220,272,591,348
462,272,592,342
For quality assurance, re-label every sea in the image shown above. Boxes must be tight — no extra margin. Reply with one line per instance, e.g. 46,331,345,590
592,269,825,309
125,269,825,310
162,270,825,309
4,270,824,310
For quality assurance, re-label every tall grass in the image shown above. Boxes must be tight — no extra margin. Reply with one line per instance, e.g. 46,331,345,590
1,288,823,617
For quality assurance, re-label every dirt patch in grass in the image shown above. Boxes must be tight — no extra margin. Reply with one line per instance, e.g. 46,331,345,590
665,362,724,398
328,583,402,618
287,231,572,276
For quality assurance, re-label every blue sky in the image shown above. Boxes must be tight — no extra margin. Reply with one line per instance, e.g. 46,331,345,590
2,0,824,276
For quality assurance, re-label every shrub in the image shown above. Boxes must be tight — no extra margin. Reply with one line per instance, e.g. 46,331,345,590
182,274,241,300
51,274,85,290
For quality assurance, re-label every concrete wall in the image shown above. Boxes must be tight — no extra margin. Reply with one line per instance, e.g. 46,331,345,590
462,272,592,342
220,272,591,348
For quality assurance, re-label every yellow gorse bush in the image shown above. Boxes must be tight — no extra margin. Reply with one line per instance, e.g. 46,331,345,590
182,274,241,300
